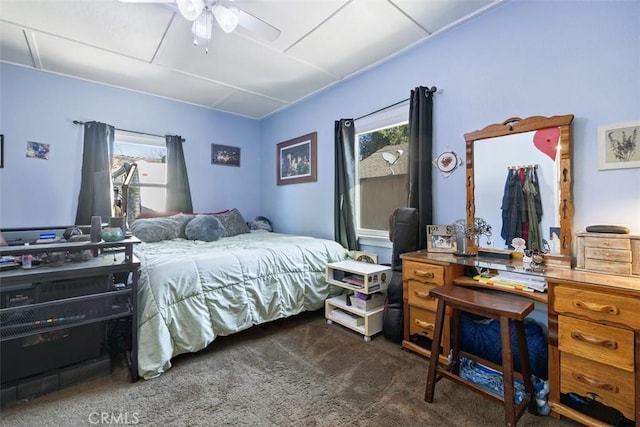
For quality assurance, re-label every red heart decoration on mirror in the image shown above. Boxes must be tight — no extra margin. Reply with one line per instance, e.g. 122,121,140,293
533,127,560,161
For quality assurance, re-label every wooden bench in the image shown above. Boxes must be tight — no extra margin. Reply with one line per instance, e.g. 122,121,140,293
424,284,538,427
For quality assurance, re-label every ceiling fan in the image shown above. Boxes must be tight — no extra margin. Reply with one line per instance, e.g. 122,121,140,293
120,0,281,51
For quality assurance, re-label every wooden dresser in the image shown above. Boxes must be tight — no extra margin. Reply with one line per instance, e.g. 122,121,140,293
401,250,640,426
547,269,640,425
401,252,464,363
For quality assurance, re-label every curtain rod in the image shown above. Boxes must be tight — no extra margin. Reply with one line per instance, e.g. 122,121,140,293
354,86,437,122
72,120,166,139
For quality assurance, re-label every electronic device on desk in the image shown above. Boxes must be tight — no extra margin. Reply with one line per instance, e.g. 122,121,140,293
34,232,64,244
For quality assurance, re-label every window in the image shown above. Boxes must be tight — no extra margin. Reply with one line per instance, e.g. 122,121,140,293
355,104,409,239
112,131,167,224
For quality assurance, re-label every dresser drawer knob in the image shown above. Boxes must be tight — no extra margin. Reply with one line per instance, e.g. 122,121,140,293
573,300,619,315
414,291,435,300
572,372,619,393
570,331,618,350
415,319,435,330
414,270,435,279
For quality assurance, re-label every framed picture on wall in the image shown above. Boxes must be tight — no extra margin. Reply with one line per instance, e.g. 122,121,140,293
426,224,457,253
598,119,640,170
211,144,240,167
276,132,317,185
26,141,49,160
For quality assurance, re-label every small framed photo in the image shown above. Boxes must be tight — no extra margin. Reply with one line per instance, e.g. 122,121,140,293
598,119,640,170
211,144,240,167
352,251,379,264
277,132,317,185
426,224,457,253
26,141,49,160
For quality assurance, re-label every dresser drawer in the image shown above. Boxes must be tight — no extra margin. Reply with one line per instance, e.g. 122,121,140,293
558,316,634,371
409,306,438,341
585,247,632,263
407,281,440,311
553,286,640,329
583,258,632,275
403,261,444,285
561,352,635,421
582,236,631,251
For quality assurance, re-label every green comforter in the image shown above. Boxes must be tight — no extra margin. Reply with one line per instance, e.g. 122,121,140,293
134,231,349,379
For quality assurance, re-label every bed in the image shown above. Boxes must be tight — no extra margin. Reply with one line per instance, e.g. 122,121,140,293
131,212,349,379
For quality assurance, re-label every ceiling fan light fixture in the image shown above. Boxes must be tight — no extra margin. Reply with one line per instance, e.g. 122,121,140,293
212,4,239,33
176,0,205,21
192,12,212,40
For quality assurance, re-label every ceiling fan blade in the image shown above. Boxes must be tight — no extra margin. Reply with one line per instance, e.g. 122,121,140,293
236,8,280,42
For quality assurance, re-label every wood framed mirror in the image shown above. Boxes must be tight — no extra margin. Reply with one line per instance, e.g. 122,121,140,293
464,114,574,257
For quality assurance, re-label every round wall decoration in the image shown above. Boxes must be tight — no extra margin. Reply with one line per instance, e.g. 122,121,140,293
433,147,463,177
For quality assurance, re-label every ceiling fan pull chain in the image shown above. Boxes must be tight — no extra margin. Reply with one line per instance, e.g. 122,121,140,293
205,10,211,54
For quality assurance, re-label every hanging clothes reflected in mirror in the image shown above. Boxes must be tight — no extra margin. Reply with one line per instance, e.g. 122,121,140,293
501,165,544,252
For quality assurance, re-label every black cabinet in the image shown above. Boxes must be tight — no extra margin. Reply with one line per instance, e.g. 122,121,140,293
0,237,139,403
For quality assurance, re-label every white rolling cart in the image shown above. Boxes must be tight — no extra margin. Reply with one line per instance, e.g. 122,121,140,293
324,260,391,341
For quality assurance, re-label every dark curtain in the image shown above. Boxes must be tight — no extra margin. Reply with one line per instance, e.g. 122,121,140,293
407,86,435,249
334,119,357,250
75,121,115,225
165,135,193,213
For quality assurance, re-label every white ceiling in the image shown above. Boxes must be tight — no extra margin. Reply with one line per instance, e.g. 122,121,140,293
0,0,503,119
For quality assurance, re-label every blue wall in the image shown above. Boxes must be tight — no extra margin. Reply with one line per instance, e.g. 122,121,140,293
260,0,640,249
1,0,638,253
0,65,261,227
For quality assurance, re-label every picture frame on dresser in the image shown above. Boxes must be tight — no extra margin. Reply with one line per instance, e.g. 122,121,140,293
597,119,640,170
426,224,457,253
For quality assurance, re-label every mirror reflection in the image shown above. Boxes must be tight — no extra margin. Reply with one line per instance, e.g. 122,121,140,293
464,115,574,257
474,130,560,253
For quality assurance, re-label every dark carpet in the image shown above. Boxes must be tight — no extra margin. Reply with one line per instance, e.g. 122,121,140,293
0,310,581,426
